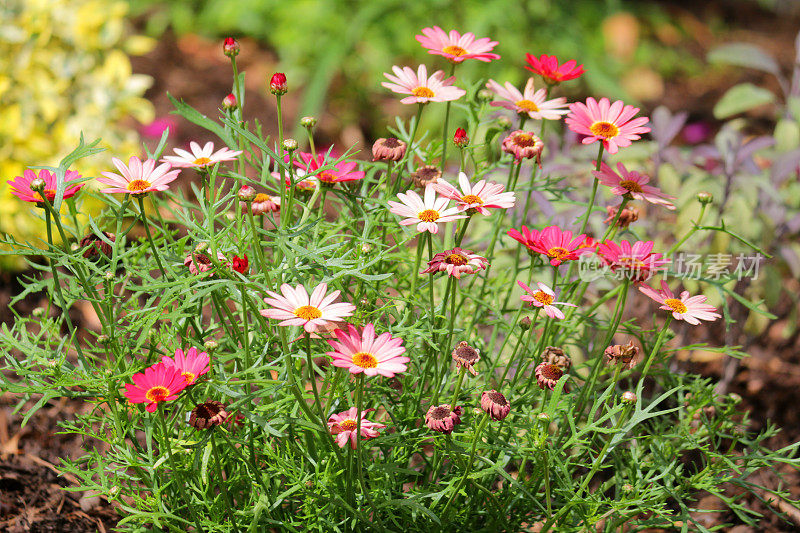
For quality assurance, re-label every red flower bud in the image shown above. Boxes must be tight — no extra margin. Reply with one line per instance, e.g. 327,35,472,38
222,93,237,110
223,37,240,58
270,72,287,96
453,127,469,148
231,255,249,274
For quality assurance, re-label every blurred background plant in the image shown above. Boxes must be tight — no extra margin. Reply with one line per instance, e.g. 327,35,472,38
0,0,154,269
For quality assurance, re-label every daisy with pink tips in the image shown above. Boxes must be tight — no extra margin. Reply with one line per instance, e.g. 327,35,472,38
387,185,467,234
415,26,500,63
382,65,466,104
597,240,670,282
161,347,210,386
421,248,488,279
162,141,242,169
327,323,408,378
518,281,576,320
486,78,570,121
123,363,188,413
327,407,386,449
293,152,365,185
507,225,591,266
98,156,181,195
261,283,356,333
433,172,516,215
565,97,650,154
639,281,721,325
593,162,675,210
524,54,585,84
8,169,84,204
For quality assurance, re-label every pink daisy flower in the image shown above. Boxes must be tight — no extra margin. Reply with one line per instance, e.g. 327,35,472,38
486,78,569,121
518,281,576,320
524,53,585,84
387,185,467,234
161,347,210,386
501,130,544,163
98,156,181,195
415,26,500,63
507,225,591,266
433,172,516,215
639,281,721,325
327,407,386,449
382,65,466,104
241,192,281,215
123,363,188,413
162,141,242,169
327,323,408,378
565,97,650,154
420,248,488,279
184,251,228,275
425,404,463,434
8,168,84,204
260,283,356,333
597,240,670,282
293,152,365,185
593,162,675,210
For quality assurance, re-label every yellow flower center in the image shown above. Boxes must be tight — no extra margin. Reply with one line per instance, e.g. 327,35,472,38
446,253,468,266
318,171,337,183
547,247,570,260
145,386,170,403
193,157,213,166
127,179,152,192
339,419,358,431
515,99,540,112
513,133,536,147
619,180,643,193
33,189,57,202
589,121,620,139
418,209,440,222
533,291,554,306
294,305,322,320
412,87,435,98
182,371,196,385
352,352,378,369
254,193,273,203
442,45,468,57
460,194,484,204
664,298,688,314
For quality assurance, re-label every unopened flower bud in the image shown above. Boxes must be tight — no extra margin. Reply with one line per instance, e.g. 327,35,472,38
282,138,298,152
97,334,110,344
237,185,256,202
519,316,532,330
497,116,512,129
32,307,45,318
194,242,209,253
300,116,317,129
477,89,493,102
270,72,287,96
453,127,469,148
222,93,237,110
696,191,713,204
203,340,219,352
70,243,80,252
537,412,550,423
223,37,240,58
30,177,46,192
622,483,634,493
621,391,637,404
104,271,114,281
361,243,373,254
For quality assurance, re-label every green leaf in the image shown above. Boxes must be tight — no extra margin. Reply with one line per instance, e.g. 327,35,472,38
713,83,776,119
708,43,781,76
168,93,235,147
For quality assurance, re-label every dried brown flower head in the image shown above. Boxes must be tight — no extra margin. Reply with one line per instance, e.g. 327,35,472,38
189,400,229,429
452,341,480,376
372,137,407,162
480,390,511,421
425,404,462,434
411,165,442,188
604,340,640,370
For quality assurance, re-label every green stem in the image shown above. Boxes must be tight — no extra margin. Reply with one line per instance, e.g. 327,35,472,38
211,431,241,532
667,204,708,255
157,410,205,532
440,413,489,516
454,216,471,247
440,63,457,172
136,195,168,279
578,143,605,236
402,104,425,175
637,316,673,388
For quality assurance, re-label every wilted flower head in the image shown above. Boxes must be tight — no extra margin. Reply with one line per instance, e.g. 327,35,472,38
184,251,227,276
372,137,407,162
535,362,564,391
328,407,386,449
425,404,463,434
80,231,115,259
452,341,480,376
9,168,84,205
416,26,500,63
502,130,543,164
411,165,442,188
604,205,640,228
421,248,488,279
524,53,585,84
480,390,511,421
189,400,229,429
604,341,639,370
542,346,571,371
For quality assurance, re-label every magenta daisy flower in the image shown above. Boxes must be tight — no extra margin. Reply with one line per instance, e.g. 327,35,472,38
597,240,669,283
8,168,84,204
507,225,591,266
518,281,576,320
433,172,516,215
421,248,488,279
261,283,356,333
327,323,408,378
387,186,467,234
327,407,386,449
161,347,210,386
98,156,181,195
293,152,365,185
639,281,721,325
123,363,188,413
593,162,675,210
415,26,500,63
524,53,585,84
382,65,466,104
162,141,242,169
565,97,650,154
486,78,569,121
